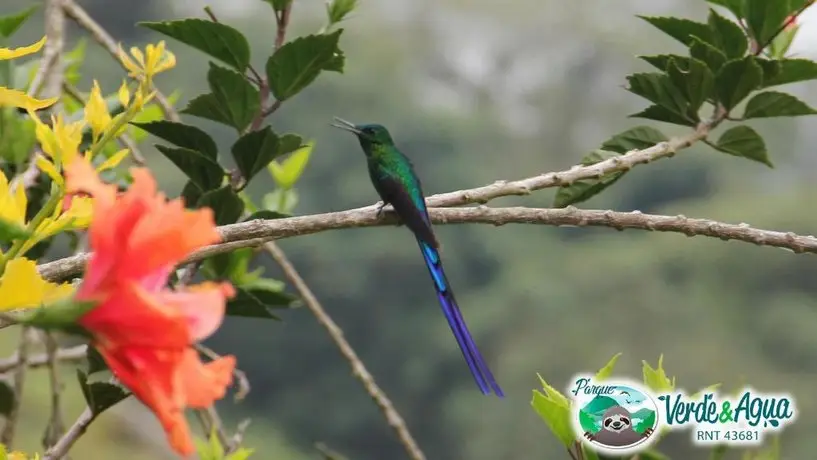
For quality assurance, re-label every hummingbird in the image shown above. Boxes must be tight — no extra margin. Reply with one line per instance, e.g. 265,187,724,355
331,117,503,397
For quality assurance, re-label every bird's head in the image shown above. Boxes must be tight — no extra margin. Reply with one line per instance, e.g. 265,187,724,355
331,117,395,154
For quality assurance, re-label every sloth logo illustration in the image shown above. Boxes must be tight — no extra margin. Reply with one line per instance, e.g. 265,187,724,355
584,405,654,447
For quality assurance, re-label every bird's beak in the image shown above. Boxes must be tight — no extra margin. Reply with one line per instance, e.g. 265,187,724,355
331,116,362,134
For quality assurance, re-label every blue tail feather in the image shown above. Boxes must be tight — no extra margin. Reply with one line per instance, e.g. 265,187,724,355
418,241,503,397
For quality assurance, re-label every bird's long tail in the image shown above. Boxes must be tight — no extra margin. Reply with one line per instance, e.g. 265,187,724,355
417,240,504,396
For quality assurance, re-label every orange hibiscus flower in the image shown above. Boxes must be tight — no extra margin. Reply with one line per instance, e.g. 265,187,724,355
64,159,236,456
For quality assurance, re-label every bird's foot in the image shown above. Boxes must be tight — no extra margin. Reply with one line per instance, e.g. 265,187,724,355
375,201,387,219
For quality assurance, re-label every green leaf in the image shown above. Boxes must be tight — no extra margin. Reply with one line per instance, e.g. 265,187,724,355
0,5,38,38
139,19,251,71
745,0,790,46
263,0,293,13
761,58,817,88
181,63,259,132
131,121,218,159
630,104,696,126
86,345,108,375
667,57,714,118
714,125,772,167
743,91,817,119
707,8,748,59
690,36,727,72
706,0,744,18
263,188,299,214
181,180,204,208
267,141,314,188
638,16,713,47
243,210,290,221
593,353,622,381
0,380,13,416
531,374,574,447
155,145,224,191
232,126,289,183
601,126,669,153
226,286,299,319
0,217,31,243
265,30,344,101
642,355,675,393
715,56,763,110
197,186,245,226
625,72,689,121
77,370,130,416
64,39,87,86
326,0,358,25
639,54,689,72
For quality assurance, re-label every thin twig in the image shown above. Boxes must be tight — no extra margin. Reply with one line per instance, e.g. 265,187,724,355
62,0,180,122
263,241,427,460
42,407,93,460
42,332,66,449
1,328,32,446
38,204,817,283
0,345,87,373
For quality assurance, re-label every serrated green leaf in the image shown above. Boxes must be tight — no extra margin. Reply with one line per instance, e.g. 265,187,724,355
156,145,224,191
639,54,689,72
743,91,817,119
232,126,288,183
531,374,574,447
593,353,622,381
197,186,245,226
630,104,696,126
0,380,14,416
226,286,299,319
626,72,690,121
181,180,204,208
638,16,714,47
139,19,251,71
714,125,772,167
182,63,259,132
707,8,748,59
745,0,790,46
243,210,290,221
0,5,38,38
131,121,218,159
268,141,314,189
715,56,763,110
761,58,817,88
0,216,31,243
690,36,728,72
706,0,744,18
265,30,344,101
667,57,713,118
77,370,130,416
86,345,108,375
601,126,669,153
642,355,675,393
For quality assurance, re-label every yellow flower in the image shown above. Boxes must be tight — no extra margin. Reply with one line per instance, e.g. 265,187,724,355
0,258,73,311
30,111,85,168
0,37,58,111
85,80,112,140
118,80,131,107
0,170,27,230
118,40,176,82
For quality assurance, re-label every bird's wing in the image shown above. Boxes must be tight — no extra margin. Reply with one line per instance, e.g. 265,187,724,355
377,175,440,248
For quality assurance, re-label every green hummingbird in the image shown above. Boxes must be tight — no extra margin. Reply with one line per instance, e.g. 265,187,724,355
332,117,503,396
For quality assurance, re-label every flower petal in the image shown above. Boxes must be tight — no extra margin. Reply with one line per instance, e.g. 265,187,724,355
0,258,74,310
0,36,47,60
0,87,57,111
154,282,234,341
179,349,235,407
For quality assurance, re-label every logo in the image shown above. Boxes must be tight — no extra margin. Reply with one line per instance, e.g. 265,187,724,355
569,376,659,456
569,375,797,455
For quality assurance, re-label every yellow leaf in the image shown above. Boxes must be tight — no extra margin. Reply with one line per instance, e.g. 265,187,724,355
0,87,57,111
0,171,26,227
32,114,84,167
0,37,47,60
593,352,622,381
96,148,130,172
268,141,314,189
0,258,74,311
35,157,63,186
117,80,130,108
84,80,112,140
642,355,675,393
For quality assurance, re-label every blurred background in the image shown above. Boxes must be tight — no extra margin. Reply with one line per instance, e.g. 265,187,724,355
3,0,817,459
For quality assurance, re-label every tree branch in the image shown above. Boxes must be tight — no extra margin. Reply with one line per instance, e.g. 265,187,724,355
42,407,93,460
263,242,427,460
0,345,87,373
38,205,817,283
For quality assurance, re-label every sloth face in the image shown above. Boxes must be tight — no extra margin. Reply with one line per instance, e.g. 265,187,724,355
603,413,631,432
